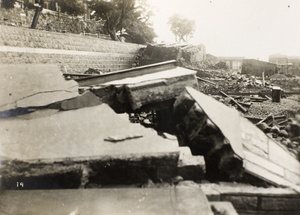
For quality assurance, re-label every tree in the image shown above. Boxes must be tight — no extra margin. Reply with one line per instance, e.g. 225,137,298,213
90,0,156,43
1,0,17,9
56,0,85,16
168,14,195,42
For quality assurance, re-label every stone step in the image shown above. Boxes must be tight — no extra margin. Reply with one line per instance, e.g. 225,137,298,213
0,187,214,215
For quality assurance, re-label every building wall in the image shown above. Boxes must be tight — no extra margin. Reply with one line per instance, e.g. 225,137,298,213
241,59,277,77
139,44,206,67
269,54,300,76
217,57,244,71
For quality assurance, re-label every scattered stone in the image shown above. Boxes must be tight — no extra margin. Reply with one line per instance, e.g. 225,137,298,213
258,122,270,132
171,176,184,185
279,129,289,138
210,202,239,215
291,136,300,143
289,122,300,137
270,125,280,134
281,140,288,146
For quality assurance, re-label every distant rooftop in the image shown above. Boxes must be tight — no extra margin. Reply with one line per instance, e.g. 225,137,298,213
218,56,245,60
269,54,300,60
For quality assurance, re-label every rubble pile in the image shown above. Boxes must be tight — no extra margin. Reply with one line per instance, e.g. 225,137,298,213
197,73,269,94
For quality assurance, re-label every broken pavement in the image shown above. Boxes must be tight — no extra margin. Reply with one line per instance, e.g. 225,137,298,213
0,60,299,214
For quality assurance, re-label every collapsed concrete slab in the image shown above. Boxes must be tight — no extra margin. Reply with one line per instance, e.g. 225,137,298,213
0,104,181,189
174,87,300,191
77,61,198,113
0,64,78,113
0,187,214,215
105,66,198,111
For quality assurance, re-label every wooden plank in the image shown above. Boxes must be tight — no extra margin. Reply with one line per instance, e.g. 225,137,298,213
219,90,248,113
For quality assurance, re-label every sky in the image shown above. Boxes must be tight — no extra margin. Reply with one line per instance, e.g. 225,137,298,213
148,0,300,61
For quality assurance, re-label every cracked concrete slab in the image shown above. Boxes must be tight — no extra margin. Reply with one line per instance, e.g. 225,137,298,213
0,104,181,188
0,64,78,112
0,104,178,160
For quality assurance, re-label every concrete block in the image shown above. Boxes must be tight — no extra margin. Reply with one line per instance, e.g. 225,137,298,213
177,147,206,181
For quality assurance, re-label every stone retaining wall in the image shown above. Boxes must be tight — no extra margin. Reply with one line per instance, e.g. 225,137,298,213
0,25,141,73
202,183,300,215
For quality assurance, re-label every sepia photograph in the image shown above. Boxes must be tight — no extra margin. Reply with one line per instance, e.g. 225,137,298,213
0,0,300,214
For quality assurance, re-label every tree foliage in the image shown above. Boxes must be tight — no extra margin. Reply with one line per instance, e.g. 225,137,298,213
1,0,17,9
56,0,85,16
90,0,156,44
168,14,195,42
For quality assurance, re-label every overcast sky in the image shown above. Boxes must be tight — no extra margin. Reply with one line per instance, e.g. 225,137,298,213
148,0,300,61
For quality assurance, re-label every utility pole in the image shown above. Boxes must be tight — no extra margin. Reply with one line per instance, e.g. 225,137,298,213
31,0,44,29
